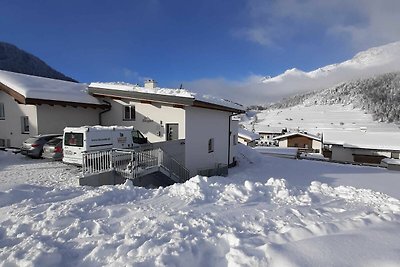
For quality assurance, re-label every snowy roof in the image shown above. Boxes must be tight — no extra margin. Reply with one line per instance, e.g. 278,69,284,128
90,82,194,98
0,70,104,106
381,158,400,165
323,131,400,151
238,128,260,141
89,82,245,113
273,131,321,141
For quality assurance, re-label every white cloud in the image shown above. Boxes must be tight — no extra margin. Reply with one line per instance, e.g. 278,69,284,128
235,0,400,49
186,40,400,107
185,75,287,106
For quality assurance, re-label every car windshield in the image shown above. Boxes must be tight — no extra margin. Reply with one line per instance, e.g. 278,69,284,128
64,133,83,147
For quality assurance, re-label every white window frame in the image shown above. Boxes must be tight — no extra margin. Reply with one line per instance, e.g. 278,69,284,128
21,116,29,134
123,105,135,121
0,103,4,120
208,138,214,153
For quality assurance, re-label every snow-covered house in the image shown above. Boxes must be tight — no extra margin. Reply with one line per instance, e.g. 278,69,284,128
88,81,244,177
0,70,108,147
273,132,322,153
322,131,400,165
254,126,284,146
238,128,260,147
0,70,244,178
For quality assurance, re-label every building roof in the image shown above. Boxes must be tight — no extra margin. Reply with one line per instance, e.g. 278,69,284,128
323,130,400,151
0,70,107,108
381,158,400,165
89,82,245,114
254,125,285,134
273,131,321,141
238,128,260,142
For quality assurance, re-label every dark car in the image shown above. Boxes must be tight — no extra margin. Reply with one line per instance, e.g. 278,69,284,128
42,137,63,160
20,134,62,158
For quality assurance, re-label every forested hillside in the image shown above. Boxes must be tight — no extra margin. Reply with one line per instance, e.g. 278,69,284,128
263,72,400,123
0,42,76,82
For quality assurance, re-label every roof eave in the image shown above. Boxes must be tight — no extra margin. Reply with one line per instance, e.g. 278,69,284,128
25,98,109,109
193,99,245,114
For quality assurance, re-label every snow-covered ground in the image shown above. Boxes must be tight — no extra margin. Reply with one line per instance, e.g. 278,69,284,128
243,104,400,135
1,146,400,267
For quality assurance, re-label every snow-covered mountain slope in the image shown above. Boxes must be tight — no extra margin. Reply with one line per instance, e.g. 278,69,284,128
242,104,400,137
262,72,400,124
261,41,400,98
0,41,77,82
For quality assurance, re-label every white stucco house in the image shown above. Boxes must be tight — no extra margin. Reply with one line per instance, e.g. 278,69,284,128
0,70,108,147
238,128,260,147
254,126,283,146
1,71,245,177
88,81,244,177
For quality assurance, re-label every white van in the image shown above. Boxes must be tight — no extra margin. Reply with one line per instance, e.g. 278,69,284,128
63,126,147,165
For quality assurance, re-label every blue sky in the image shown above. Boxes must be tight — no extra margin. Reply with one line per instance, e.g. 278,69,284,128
2,0,400,104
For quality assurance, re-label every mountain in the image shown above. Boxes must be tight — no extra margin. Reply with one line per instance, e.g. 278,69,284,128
259,41,400,102
0,42,77,82
267,72,400,124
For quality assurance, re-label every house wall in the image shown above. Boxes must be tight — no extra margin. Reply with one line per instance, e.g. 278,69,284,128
0,91,38,147
258,132,280,146
230,119,239,164
101,99,185,143
331,145,354,162
287,136,313,149
278,139,288,147
152,139,186,165
185,106,232,176
331,145,394,164
36,105,99,134
312,140,322,152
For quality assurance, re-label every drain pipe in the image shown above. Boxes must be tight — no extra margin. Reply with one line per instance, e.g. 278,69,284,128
99,100,111,125
227,113,233,168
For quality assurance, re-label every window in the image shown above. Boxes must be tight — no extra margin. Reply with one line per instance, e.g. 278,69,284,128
21,116,29,133
64,133,83,147
123,105,135,121
0,103,4,119
208,138,214,153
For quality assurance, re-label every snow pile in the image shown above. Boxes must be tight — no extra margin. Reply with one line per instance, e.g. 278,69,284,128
90,82,244,111
1,148,400,266
90,82,194,98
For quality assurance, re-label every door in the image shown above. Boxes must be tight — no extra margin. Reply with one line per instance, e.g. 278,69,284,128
166,123,179,141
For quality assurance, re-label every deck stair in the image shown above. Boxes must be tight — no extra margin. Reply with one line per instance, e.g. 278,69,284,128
81,147,190,184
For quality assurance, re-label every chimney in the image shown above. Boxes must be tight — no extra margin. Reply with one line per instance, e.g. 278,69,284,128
144,79,157,89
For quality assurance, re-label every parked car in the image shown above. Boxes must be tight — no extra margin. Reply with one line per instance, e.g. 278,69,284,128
20,134,62,158
42,137,63,160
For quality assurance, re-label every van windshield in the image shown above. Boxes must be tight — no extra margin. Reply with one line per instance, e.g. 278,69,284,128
64,133,83,147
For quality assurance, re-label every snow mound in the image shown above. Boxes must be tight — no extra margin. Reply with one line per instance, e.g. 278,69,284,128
1,174,400,266
1,149,400,266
